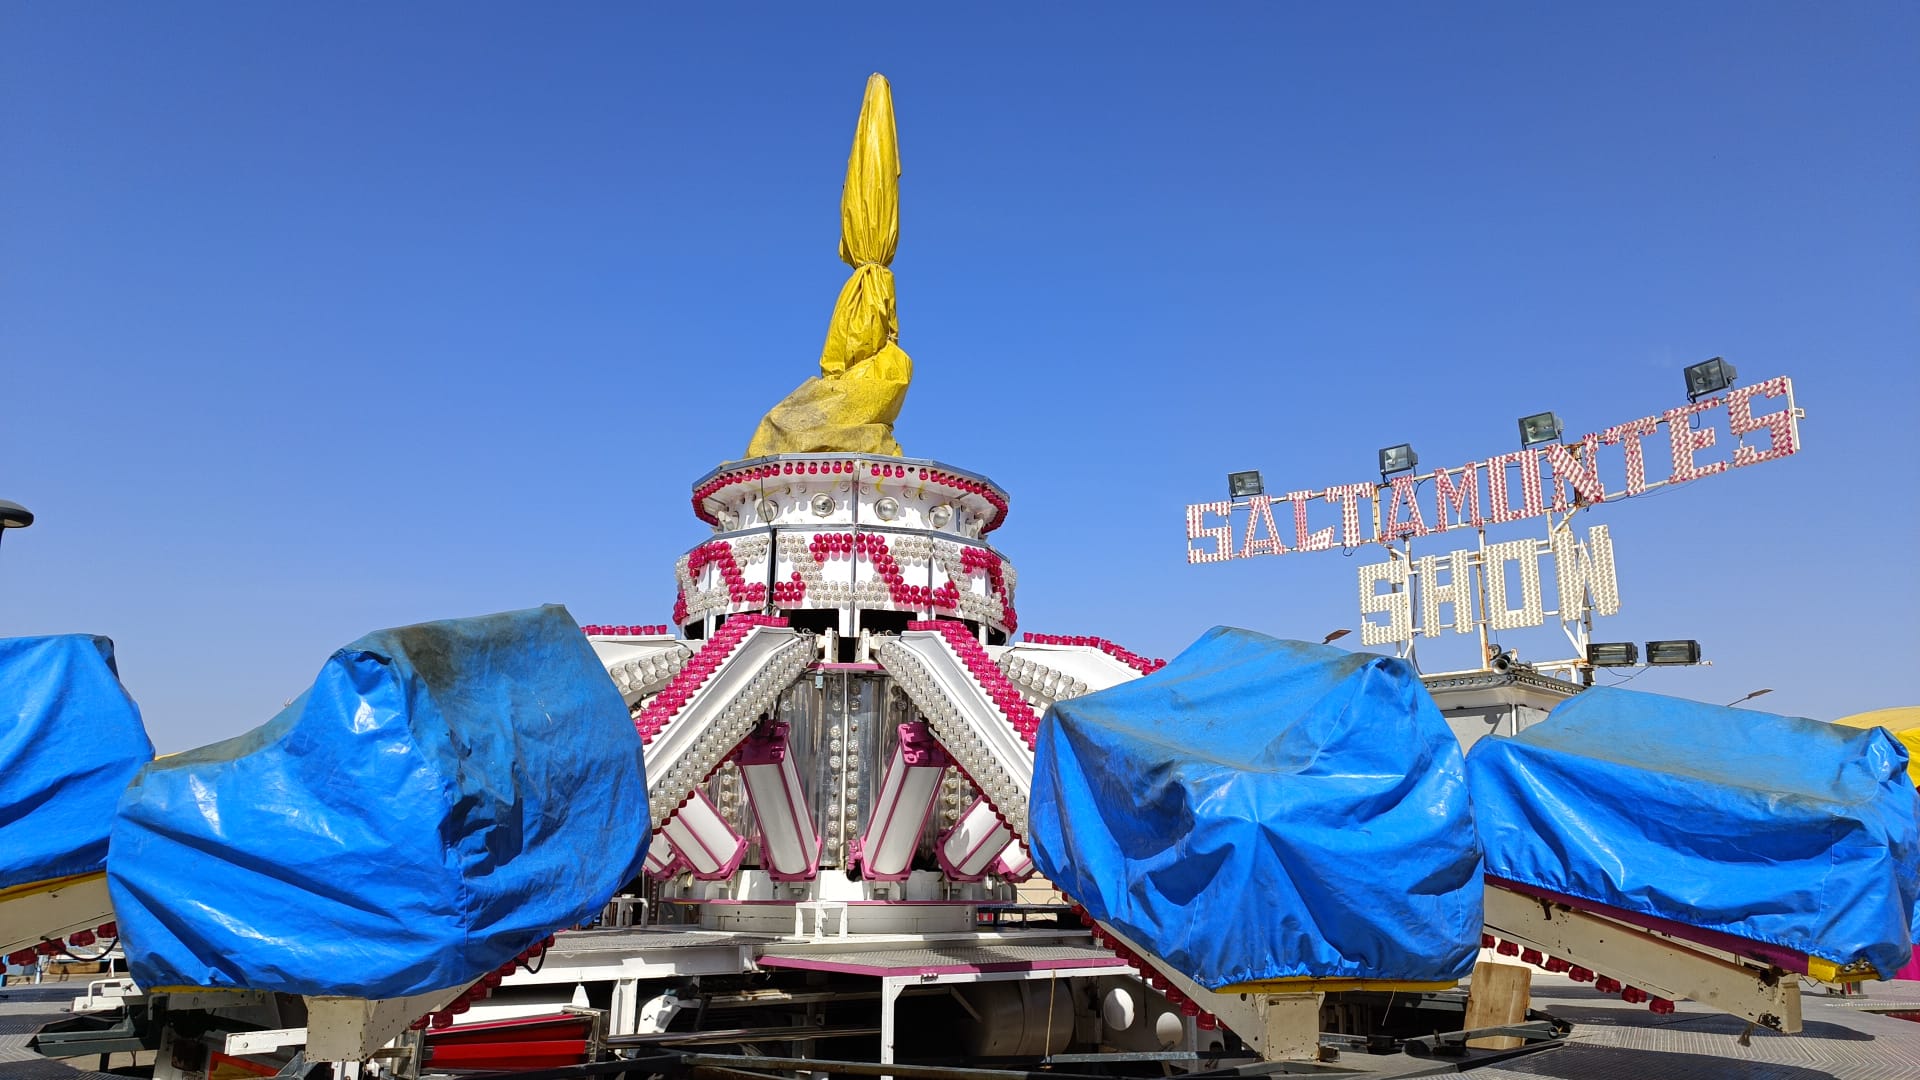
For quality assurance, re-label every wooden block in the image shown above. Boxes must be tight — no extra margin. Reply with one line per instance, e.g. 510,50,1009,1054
1463,960,1531,1049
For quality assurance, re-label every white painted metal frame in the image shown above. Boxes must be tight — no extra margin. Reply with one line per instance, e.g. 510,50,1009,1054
0,872,115,956
875,963,1136,1079
939,798,1013,881
856,724,948,881
297,984,472,1061
590,638,693,705
660,790,748,880
644,627,812,828
738,722,822,881
994,643,1143,709
877,631,1035,839
1484,883,1802,1033
1094,920,1321,1062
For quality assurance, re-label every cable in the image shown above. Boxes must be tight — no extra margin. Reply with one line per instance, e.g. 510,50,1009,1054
56,935,121,964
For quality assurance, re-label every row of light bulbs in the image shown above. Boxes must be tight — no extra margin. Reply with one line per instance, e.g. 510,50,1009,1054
645,639,811,826
611,650,687,696
878,641,1030,841
1001,656,1092,704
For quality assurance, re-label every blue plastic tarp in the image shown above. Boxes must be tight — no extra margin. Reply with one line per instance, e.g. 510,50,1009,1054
1467,686,1920,979
1029,627,1484,989
1,635,153,891
108,605,650,998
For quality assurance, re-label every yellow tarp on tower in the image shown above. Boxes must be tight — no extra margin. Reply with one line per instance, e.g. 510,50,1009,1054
747,74,913,457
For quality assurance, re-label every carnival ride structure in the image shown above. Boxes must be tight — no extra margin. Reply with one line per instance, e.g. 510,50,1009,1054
2,71,1916,1080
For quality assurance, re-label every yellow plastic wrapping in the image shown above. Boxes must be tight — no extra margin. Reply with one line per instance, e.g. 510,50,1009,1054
1834,706,1920,787
747,74,912,457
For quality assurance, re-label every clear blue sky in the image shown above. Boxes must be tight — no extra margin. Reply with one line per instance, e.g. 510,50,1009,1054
4,5,1914,751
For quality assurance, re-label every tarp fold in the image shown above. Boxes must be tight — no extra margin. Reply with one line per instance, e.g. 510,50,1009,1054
109,605,649,998
1,635,153,891
1467,687,1920,979
1030,627,1484,989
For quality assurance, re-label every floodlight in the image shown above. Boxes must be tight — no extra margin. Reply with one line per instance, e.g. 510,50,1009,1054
1321,628,1352,645
1518,411,1563,449
0,500,31,530
1683,357,1738,402
1645,639,1703,665
1586,641,1639,667
1378,444,1418,477
1227,470,1265,499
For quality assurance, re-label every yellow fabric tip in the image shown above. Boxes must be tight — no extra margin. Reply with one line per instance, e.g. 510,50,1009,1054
744,74,911,458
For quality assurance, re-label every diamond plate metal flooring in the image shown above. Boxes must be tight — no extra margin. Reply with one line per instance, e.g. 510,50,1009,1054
1460,978,1920,1080
0,986,120,1080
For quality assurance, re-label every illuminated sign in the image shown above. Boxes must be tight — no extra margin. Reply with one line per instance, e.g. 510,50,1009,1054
1185,377,1800,564
1354,526,1618,646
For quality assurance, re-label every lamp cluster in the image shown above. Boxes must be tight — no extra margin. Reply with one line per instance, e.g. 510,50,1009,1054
1227,358,1739,496
1586,639,1703,667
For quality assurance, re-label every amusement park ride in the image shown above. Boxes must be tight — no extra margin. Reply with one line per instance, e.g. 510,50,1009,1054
3,74,1916,1080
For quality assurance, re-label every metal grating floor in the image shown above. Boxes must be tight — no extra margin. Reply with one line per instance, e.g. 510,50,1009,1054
546,927,776,958
1453,978,1920,1080
759,941,1122,974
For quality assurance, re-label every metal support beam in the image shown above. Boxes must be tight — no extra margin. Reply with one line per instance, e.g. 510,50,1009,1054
303,985,470,1061
1484,884,1802,1032
0,872,115,956
1095,922,1319,1061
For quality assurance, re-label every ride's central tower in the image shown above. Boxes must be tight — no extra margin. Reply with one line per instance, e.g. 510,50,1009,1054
681,453,1016,650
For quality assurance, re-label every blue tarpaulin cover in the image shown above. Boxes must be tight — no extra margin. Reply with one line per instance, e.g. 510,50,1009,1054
109,605,650,998
1,635,153,891
1468,686,1920,979
1029,627,1484,989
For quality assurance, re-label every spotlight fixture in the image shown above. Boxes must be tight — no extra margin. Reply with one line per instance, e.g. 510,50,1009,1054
1645,639,1703,666
1586,641,1639,667
1227,470,1266,499
1517,411,1563,449
1683,357,1738,402
1378,444,1418,478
